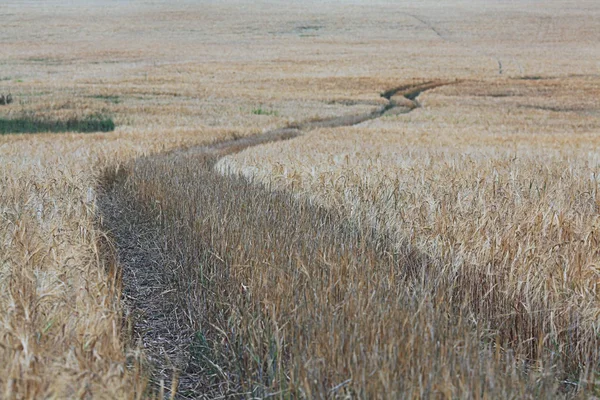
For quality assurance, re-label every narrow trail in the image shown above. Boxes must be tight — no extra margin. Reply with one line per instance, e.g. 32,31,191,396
174,80,452,159
289,80,451,130
96,81,453,398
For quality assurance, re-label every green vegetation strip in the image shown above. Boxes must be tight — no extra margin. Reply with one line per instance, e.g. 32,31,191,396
0,115,115,134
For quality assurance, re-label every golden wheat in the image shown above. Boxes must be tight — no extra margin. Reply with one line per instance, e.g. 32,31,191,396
1,0,599,397
217,77,600,387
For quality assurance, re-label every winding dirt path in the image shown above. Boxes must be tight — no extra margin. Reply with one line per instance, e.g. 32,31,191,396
97,81,450,398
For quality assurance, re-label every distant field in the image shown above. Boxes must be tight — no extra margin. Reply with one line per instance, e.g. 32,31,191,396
1,1,599,398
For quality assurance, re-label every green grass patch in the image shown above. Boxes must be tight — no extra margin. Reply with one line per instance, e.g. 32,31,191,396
252,107,278,116
0,114,115,134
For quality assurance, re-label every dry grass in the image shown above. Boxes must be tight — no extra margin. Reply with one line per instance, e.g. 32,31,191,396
0,0,599,398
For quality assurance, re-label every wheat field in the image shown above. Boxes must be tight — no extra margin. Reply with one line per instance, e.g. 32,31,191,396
1,0,599,398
